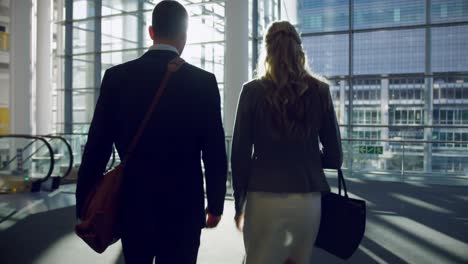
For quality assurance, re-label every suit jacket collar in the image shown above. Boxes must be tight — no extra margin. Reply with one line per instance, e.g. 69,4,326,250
141,49,180,62
148,44,179,55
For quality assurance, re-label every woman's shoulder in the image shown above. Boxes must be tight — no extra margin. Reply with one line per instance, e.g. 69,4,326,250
243,78,268,89
304,74,329,89
302,75,330,99
242,78,270,96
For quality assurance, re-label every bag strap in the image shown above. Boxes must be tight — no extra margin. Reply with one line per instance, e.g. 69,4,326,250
338,169,349,198
122,57,185,165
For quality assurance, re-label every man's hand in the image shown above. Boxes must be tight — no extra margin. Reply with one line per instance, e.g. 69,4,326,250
234,213,244,232
206,213,222,228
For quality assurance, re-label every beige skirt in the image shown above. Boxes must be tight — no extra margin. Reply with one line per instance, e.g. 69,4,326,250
243,192,322,264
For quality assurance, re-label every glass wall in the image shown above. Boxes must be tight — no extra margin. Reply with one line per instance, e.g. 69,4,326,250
296,0,468,178
52,0,468,180
299,0,348,33
248,0,280,78
53,0,226,133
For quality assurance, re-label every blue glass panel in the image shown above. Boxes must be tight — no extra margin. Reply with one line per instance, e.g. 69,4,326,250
432,25,468,73
354,29,425,75
354,0,425,29
298,0,349,33
432,0,468,23
302,34,349,76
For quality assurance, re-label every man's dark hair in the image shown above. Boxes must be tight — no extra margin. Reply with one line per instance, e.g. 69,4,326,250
152,1,188,39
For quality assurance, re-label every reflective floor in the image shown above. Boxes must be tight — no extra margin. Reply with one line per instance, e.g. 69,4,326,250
1,179,468,264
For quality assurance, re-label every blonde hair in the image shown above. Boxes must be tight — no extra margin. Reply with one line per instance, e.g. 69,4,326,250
256,21,318,138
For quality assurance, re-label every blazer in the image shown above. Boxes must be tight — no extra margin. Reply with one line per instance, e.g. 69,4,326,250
76,50,227,230
231,78,342,214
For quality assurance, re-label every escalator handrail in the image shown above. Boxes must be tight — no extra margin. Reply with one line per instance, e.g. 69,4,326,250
0,135,73,178
51,132,117,171
0,138,40,169
22,143,52,168
43,135,74,179
0,135,55,184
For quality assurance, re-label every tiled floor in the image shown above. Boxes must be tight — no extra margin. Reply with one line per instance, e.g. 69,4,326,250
0,191,245,264
1,179,468,264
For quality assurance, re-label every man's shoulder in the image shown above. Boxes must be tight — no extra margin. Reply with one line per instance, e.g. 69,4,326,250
105,55,158,73
102,59,137,76
114,57,144,71
181,62,215,79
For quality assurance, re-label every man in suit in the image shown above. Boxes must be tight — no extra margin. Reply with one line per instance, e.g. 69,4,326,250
75,1,227,263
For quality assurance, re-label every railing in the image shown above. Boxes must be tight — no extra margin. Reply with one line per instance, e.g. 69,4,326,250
224,136,468,186
340,138,468,183
0,133,120,189
0,135,55,193
335,124,468,182
51,133,117,172
1,138,41,169
0,135,73,178
0,135,74,183
33,135,74,190
26,130,464,195
43,135,74,180
50,133,118,185
338,124,468,129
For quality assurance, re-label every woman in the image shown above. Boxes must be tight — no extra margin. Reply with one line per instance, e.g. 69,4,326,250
231,21,343,264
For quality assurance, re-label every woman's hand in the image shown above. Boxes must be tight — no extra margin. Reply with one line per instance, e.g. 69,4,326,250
234,213,245,232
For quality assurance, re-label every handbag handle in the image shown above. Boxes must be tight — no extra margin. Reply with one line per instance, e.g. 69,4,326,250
338,169,349,198
122,57,185,165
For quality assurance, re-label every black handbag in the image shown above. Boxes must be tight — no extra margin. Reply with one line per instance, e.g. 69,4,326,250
315,169,366,260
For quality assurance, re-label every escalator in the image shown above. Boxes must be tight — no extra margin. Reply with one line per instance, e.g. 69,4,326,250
53,133,117,186
0,135,55,223
39,135,74,191
0,135,55,193
0,133,117,225
0,133,116,193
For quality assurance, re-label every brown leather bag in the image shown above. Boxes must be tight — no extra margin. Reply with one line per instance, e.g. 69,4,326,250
75,57,185,254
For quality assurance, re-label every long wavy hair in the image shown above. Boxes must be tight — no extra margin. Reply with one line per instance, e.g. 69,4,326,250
257,21,319,139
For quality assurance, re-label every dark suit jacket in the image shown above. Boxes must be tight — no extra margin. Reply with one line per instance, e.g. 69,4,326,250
76,50,227,231
231,78,342,214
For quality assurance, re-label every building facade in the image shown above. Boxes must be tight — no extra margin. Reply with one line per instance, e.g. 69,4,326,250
298,0,468,178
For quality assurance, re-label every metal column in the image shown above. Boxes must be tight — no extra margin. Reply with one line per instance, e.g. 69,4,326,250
10,0,33,134
36,0,52,135
424,0,433,173
94,0,102,106
346,0,355,171
64,0,73,134
224,0,249,136
252,0,259,74
137,0,145,56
